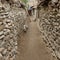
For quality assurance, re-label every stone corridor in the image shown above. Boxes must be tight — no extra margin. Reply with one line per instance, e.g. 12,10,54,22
16,20,57,60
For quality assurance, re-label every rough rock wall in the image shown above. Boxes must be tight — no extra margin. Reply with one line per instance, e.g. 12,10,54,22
0,1,26,60
38,0,60,60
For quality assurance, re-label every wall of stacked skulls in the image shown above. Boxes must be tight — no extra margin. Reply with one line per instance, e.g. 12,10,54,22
0,1,27,60
38,0,60,60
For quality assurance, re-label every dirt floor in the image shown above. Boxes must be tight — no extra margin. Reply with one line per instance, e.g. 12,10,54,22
16,20,57,60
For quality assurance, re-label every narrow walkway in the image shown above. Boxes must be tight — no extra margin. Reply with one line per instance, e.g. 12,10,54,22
16,20,57,60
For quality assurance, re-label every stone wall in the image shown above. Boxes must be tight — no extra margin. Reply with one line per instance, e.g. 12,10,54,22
0,1,27,60
38,0,60,59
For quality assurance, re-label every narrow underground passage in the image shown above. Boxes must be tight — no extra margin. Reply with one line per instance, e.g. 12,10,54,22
16,20,57,60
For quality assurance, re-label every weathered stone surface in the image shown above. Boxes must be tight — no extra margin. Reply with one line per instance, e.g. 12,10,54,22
0,0,27,60
38,0,60,59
